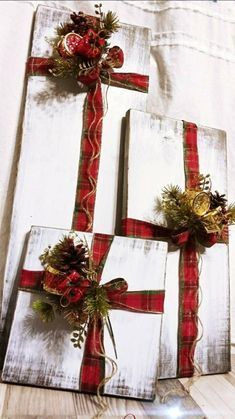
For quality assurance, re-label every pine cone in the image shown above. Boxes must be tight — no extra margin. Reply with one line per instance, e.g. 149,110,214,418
44,236,89,274
210,191,227,210
70,12,99,37
57,237,88,273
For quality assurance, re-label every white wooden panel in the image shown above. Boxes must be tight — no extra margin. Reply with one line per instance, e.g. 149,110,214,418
2,226,167,400
123,109,230,378
0,1,34,326
0,5,150,332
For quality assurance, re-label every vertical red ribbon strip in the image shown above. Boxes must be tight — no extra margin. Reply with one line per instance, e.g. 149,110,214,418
177,121,199,377
26,58,149,233
79,233,113,393
72,80,104,232
121,121,201,378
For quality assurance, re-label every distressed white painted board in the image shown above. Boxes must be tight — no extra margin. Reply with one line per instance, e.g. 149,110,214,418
123,110,230,378
0,2,34,315
0,5,150,333
2,226,167,400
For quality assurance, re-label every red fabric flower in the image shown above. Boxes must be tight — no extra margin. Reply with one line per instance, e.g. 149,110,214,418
74,29,105,59
43,270,90,304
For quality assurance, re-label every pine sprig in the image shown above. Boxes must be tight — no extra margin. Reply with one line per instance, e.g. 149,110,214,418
161,185,200,231
84,285,110,318
49,57,82,78
32,300,55,323
57,23,74,37
94,4,120,37
102,11,120,37
156,175,235,238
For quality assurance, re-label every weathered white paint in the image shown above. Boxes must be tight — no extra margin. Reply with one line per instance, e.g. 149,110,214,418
0,1,34,327
0,5,150,333
2,226,167,400
123,109,230,378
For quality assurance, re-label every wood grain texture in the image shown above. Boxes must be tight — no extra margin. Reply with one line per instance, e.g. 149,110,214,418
2,226,167,400
0,1,34,348
0,5,150,337
3,353,235,418
123,109,230,378
0,378,206,418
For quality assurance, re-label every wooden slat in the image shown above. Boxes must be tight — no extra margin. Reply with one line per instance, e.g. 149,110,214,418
181,375,235,418
0,5,150,339
2,226,167,400
0,0,34,345
0,378,205,418
123,109,230,378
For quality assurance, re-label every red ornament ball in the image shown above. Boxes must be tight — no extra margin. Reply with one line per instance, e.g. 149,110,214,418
57,32,83,58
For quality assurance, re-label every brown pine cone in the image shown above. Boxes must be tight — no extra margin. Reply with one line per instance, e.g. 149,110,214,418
210,191,227,210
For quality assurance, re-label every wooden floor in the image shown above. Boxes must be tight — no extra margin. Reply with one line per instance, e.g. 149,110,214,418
0,349,235,418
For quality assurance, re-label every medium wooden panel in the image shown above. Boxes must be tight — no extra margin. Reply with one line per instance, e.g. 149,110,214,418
0,2,34,320
123,109,230,378
0,5,150,335
2,226,167,400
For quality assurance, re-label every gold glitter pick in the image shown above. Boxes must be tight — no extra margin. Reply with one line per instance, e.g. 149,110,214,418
185,189,211,216
192,191,211,216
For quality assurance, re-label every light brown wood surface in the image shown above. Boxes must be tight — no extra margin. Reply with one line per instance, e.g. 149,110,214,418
1,351,235,418
0,377,203,418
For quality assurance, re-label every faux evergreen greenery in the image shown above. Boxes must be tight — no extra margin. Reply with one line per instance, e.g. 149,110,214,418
33,234,116,351
156,174,235,236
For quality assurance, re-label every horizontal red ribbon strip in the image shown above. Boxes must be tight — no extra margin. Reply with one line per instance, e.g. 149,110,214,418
26,57,149,93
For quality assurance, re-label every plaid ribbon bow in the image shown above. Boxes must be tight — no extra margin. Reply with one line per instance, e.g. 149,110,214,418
122,121,220,378
19,233,165,393
27,55,149,233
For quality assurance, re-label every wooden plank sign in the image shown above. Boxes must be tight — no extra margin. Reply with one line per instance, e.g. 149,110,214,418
0,5,150,334
2,226,167,400
122,110,230,378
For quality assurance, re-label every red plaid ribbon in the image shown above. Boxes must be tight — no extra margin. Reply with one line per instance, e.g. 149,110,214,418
178,122,199,377
27,57,149,232
19,232,165,393
122,121,217,378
